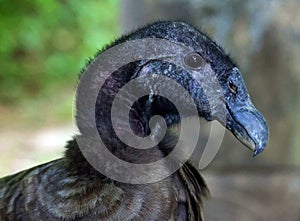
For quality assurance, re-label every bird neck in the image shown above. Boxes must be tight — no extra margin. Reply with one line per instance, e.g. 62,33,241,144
70,62,180,167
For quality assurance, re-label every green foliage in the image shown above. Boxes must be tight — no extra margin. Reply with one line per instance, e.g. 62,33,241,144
0,0,119,106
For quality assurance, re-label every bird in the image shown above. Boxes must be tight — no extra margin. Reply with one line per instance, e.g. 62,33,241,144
0,21,269,221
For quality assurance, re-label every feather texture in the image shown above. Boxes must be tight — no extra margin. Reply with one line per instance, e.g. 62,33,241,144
1,140,208,220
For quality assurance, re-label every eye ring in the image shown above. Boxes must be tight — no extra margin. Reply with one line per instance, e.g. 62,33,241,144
228,81,238,94
183,52,206,70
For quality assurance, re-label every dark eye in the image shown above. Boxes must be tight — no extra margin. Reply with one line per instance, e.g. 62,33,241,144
228,81,238,94
184,52,205,69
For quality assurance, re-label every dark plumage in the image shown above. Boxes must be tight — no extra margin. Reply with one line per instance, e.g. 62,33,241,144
0,21,268,220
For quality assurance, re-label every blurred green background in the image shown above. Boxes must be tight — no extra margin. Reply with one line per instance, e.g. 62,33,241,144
0,0,119,124
0,0,119,175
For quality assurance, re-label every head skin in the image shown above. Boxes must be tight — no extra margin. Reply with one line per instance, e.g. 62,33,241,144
86,21,268,157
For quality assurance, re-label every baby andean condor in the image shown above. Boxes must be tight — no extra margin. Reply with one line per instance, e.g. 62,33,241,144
0,21,268,221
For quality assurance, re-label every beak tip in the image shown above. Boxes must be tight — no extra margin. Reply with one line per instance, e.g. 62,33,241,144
252,137,268,157
254,128,269,157
253,148,264,157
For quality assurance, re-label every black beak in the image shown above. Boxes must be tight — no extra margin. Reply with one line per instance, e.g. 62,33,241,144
226,101,269,156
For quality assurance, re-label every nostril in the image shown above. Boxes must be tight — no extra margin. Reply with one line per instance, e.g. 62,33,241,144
228,81,238,94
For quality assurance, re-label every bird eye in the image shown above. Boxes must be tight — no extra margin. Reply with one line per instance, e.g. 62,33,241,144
228,81,238,94
184,52,205,69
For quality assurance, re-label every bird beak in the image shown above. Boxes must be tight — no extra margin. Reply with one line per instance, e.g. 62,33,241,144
226,101,269,156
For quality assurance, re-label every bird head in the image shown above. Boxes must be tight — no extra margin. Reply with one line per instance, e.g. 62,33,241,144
112,21,269,156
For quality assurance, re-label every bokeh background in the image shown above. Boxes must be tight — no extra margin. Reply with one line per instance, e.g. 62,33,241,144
1,0,300,220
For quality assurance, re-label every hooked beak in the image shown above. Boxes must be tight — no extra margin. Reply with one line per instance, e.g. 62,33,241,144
226,102,269,156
